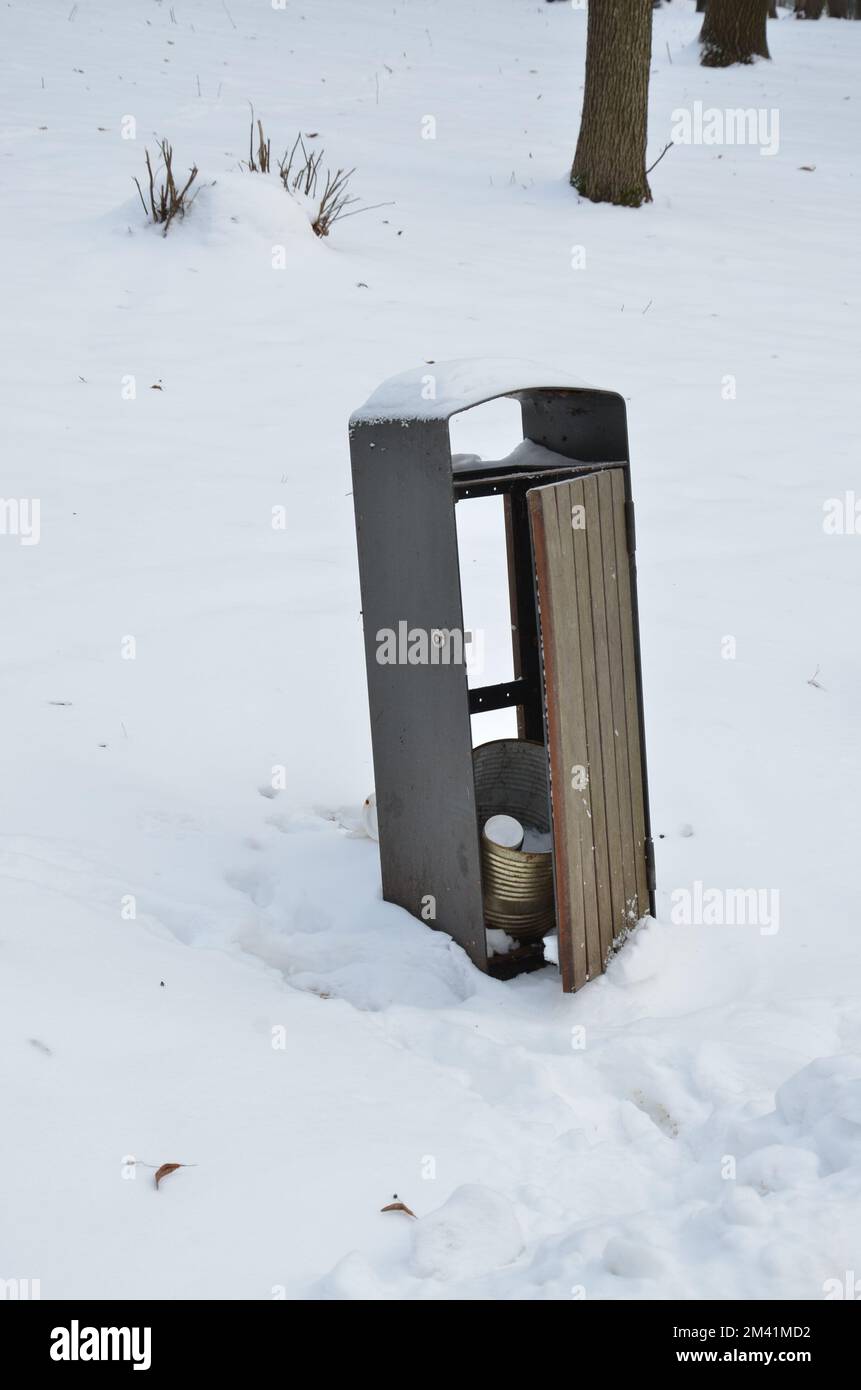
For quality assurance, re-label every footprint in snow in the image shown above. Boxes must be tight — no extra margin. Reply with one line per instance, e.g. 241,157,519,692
630,1089,679,1138
603,1236,671,1280
224,866,275,908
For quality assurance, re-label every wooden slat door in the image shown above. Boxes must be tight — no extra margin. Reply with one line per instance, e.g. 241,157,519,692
527,469,651,992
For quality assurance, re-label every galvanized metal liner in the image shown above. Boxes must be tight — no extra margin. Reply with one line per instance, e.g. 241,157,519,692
473,740,555,941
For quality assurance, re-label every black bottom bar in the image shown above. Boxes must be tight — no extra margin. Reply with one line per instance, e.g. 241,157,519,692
5,1295,856,1372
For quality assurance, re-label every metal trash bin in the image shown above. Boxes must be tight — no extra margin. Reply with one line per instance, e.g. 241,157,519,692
349,358,655,992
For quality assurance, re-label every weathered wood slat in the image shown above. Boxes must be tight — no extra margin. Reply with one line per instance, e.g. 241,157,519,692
610,468,650,921
568,477,611,980
583,472,625,962
528,482,587,990
530,480,595,986
558,480,604,984
596,469,638,939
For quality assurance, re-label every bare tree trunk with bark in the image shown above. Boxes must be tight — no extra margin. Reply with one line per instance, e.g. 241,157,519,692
570,0,654,209
827,0,849,16
701,0,770,64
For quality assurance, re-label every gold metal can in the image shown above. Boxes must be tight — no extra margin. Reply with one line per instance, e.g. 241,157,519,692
473,740,555,941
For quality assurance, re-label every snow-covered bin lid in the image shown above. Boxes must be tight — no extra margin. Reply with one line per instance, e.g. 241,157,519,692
349,357,608,427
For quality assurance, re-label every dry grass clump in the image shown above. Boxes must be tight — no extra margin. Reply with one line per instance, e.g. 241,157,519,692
133,113,385,241
134,139,199,236
243,106,271,173
277,133,361,236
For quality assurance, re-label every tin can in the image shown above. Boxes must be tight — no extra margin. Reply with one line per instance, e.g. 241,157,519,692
473,739,555,941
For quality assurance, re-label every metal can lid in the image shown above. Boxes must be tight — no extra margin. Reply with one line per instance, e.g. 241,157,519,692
483,814,524,851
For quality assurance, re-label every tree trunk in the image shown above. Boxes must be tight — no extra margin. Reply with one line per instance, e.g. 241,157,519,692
827,0,849,15
697,1,706,12
570,0,654,209
797,0,825,14
701,0,770,64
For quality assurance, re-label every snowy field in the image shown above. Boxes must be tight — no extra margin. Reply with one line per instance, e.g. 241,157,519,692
2,0,860,1300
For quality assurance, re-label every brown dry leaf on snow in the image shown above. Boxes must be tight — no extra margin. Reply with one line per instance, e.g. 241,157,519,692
380,1200,417,1219
154,1163,184,1190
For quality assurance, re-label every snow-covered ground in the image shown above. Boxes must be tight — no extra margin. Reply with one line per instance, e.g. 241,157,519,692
2,0,860,1300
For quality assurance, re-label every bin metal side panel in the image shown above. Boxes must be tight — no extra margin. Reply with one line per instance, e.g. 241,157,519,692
350,417,487,971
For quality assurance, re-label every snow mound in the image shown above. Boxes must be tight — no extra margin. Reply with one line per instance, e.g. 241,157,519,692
411,1185,524,1282
775,1056,861,1173
312,1251,394,1301
105,168,318,259
229,822,487,1011
178,171,316,251
605,916,667,986
738,1144,821,1194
